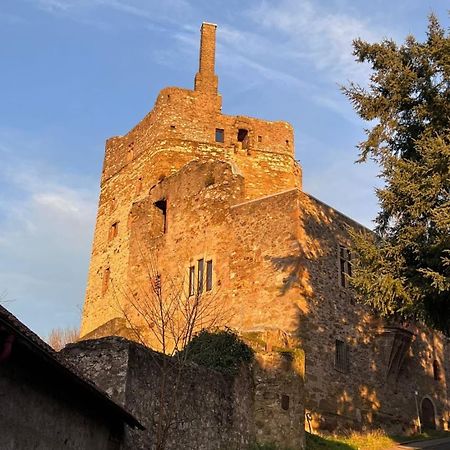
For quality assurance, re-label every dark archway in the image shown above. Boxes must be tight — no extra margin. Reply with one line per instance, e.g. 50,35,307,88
421,397,436,430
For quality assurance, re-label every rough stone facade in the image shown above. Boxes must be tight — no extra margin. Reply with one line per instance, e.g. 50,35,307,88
62,336,305,450
79,22,450,437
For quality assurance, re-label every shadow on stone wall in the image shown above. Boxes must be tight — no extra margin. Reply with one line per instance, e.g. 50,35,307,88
268,192,448,435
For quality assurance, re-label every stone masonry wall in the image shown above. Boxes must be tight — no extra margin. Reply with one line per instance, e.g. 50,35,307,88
81,23,301,338
296,192,449,433
62,336,306,450
79,21,450,438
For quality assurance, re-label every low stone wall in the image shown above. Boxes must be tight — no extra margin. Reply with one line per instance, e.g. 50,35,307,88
62,336,305,449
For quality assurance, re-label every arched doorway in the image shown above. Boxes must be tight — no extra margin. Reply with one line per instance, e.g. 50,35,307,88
420,397,436,430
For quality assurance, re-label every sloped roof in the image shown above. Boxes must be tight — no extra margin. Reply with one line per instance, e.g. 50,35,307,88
0,304,144,430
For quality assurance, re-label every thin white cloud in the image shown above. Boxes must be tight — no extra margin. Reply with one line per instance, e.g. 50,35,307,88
33,0,193,24
249,0,394,85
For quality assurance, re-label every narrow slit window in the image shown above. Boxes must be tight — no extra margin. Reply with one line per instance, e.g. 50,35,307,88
335,339,349,372
109,222,119,240
197,259,204,294
257,135,262,143
206,260,213,291
338,245,352,287
154,199,167,234
189,266,195,297
215,128,224,143
433,360,441,381
281,394,290,411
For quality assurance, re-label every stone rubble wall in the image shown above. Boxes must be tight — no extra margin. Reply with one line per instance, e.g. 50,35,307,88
61,336,306,450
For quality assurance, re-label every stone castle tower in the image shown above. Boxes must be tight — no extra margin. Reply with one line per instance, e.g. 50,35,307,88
80,22,302,339
80,23,450,436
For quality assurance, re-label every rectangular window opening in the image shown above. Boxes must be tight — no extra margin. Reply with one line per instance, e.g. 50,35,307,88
281,394,290,411
154,199,167,234
197,259,204,294
206,260,213,291
215,128,224,143
189,266,195,297
335,339,349,372
237,128,248,142
339,245,352,287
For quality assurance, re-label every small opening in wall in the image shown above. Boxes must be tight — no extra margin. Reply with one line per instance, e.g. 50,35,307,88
170,125,176,129
285,140,289,146
197,258,204,294
188,266,195,297
237,128,248,142
335,339,349,372
433,360,441,381
154,199,167,234
258,135,262,143
238,129,249,149
206,260,213,291
281,394,290,410
109,222,119,240
215,128,224,143
339,245,352,288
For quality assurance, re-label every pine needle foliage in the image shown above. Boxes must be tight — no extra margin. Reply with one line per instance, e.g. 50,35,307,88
342,15,450,334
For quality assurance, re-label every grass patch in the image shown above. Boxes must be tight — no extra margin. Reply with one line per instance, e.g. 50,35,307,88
307,430,396,450
252,431,450,450
306,430,450,450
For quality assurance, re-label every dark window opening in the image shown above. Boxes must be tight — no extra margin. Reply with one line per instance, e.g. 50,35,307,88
215,128,224,143
285,140,289,146
197,259,204,294
189,266,195,297
154,199,167,234
339,245,352,287
170,125,176,129
237,128,249,145
206,260,213,291
281,394,290,411
335,339,349,372
258,135,262,143
433,360,441,381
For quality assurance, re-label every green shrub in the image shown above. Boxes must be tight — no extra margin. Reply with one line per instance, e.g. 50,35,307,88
181,328,254,376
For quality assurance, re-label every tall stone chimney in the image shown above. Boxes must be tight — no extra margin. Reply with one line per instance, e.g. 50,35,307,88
194,22,218,95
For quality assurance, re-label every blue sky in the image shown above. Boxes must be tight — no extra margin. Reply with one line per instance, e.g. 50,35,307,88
1,0,448,338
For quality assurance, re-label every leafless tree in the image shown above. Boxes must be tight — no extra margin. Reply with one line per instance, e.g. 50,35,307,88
111,248,230,450
47,326,79,351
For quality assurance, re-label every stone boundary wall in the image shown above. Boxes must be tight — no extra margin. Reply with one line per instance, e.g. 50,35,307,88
61,336,305,449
